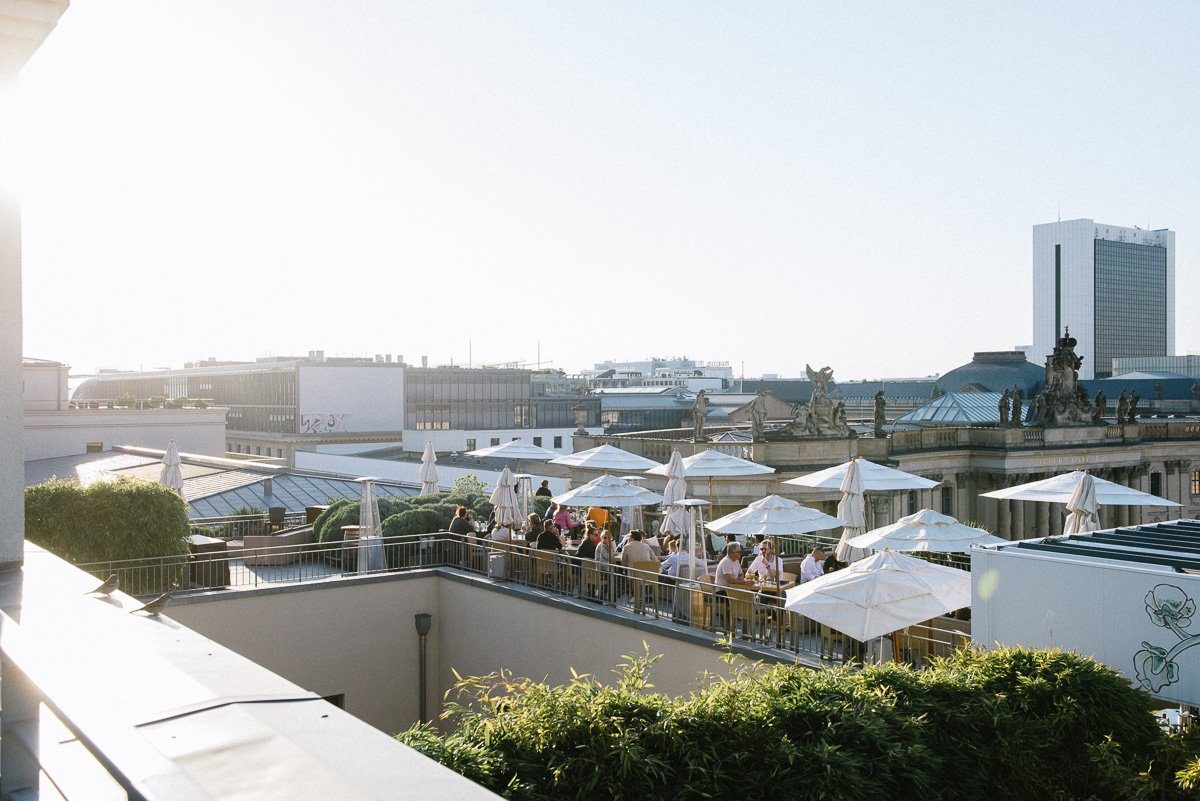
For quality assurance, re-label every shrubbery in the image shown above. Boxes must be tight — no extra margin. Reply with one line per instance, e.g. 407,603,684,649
398,647,1200,800
313,491,493,544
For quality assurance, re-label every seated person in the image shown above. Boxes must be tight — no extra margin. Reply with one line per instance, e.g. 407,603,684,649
489,524,513,543
524,514,543,545
535,519,563,551
661,540,703,580
800,546,827,583
713,542,756,594
746,539,784,584
619,529,655,565
575,526,598,559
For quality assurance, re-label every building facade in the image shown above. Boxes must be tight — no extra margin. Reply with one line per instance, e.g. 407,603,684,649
1033,219,1175,380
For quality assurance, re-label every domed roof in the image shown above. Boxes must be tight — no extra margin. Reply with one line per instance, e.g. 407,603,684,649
936,352,1043,397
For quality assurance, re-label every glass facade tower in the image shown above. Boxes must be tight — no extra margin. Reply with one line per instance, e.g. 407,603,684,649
1093,239,1169,379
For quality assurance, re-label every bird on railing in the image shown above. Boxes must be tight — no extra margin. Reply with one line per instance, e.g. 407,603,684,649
130,592,171,615
85,574,119,597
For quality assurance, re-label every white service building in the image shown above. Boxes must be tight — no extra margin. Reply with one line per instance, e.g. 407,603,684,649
1033,219,1175,380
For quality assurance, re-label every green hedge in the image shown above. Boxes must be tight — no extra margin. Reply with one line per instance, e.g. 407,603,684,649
314,492,494,544
398,647,1200,800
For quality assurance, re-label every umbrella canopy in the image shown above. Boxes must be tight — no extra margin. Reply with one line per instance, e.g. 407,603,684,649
707,495,845,537
834,459,869,562
418,441,439,496
658,450,689,537
549,444,662,472
846,509,1005,552
1063,474,1101,535
981,470,1181,506
785,458,939,491
159,440,184,493
466,439,560,462
356,478,388,573
645,449,774,477
489,467,522,527
784,550,971,641
551,475,665,507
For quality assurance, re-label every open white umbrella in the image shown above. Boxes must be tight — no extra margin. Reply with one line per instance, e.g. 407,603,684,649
707,495,845,537
835,460,869,562
418,441,439,496
549,444,662,472
159,440,184,494
356,478,388,573
467,439,560,465
846,509,1005,552
645,449,774,478
784,550,971,642
981,470,1180,507
489,467,522,528
785,458,939,491
551,475,665,508
1063,474,1101,535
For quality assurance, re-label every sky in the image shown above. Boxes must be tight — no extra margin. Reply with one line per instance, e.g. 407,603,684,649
12,1,1200,379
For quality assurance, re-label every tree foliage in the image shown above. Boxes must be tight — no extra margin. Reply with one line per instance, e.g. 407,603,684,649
398,646,1200,800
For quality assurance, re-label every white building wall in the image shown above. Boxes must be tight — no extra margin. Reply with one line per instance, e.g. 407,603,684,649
22,362,68,410
295,365,405,434
401,427,603,455
23,408,228,461
293,452,570,495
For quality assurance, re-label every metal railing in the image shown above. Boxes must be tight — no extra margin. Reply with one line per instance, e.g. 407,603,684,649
190,512,309,540
78,534,972,668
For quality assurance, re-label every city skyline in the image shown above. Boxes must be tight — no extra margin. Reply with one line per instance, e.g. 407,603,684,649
12,1,1199,378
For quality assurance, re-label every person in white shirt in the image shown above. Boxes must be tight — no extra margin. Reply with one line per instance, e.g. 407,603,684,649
799,546,827,583
746,539,784,584
661,541,702,580
713,543,754,591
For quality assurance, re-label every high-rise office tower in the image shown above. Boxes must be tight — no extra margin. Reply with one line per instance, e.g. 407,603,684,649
1032,219,1174,380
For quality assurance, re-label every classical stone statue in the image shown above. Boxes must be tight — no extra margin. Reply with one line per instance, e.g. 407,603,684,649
749,390,769,441
806,364,834,394
1117,390,1128,424
1192,382,1199,414
1010,386,1024,426
1128,390,1141,422
998,389,1010,427
691,389,709,441
797,364,848,437
787,401,809,436
1093,390,1107,423
872,390,886,438
931,384,945,399
833,399,847,432
1029,329,1093,427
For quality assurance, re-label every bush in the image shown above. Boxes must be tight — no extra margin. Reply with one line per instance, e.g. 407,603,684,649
25,478,190,594
314,497,415,544
532,496,551,519
398,647,1193,800
382,508,445,537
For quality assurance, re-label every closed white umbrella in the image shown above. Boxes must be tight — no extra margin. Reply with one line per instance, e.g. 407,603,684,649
356,478,388,573
658,450,690,537
981,470,1180,507
847,509,1005,552
489,467,522,528
159,440,184,494
785,458,939,491
418,441,440,496
784,550,971,642
707,495,845,537
549,444,662,472
835,459,869,562
1063,473,1101,535
551,475,665,508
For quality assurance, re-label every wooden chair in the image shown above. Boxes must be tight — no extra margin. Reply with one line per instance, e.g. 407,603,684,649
819,624,849,663
726,587,757,639
532,550,557,589
582,559,606,600
630,560,662,614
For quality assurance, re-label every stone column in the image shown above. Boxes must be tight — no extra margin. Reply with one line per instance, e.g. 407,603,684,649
1049,500,1064,535
996,475,1012,539
0,84,24,571
1035,501,1050,537
1011,495,1026,539
1115,468,1131,528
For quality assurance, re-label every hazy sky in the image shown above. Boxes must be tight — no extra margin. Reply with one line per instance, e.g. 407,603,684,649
14,1,1200,379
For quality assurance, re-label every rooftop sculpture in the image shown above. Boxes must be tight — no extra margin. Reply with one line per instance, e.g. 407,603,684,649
1029,329,1093,427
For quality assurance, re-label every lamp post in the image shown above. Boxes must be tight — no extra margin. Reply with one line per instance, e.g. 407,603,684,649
414,613,432,724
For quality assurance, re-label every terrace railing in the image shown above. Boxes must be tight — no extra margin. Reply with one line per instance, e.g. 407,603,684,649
191,512,309,540
78,534,972,669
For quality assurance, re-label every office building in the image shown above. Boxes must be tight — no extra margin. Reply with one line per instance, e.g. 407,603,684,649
1033,219,1174,380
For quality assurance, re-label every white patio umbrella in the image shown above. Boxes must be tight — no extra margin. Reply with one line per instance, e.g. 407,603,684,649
785,458,940,491
707,495,845,537
1062,473,1101,536
981,470,1180,507
550,475,665,508
784,550,971,642
846,509,1005,552
489,467,522,528
658,450,690,538
356,478,388,573
835,459,869,562
418,441,440,496
549,444,662,472
159,440,184,494
466,439,560,468
645,449,775,478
